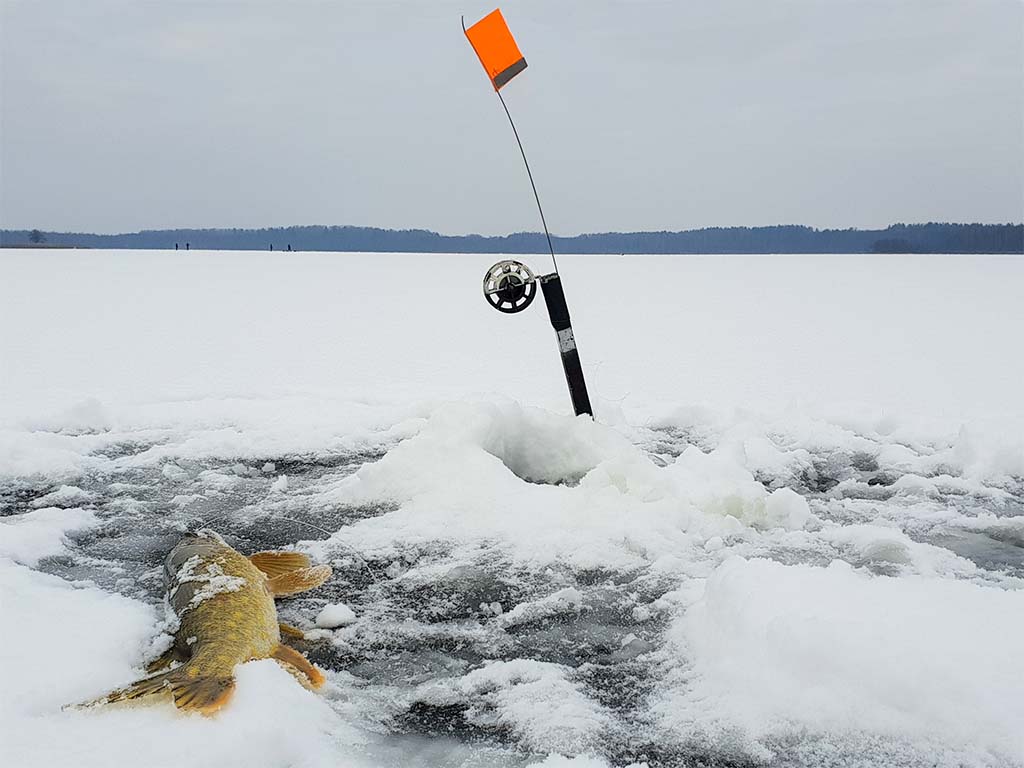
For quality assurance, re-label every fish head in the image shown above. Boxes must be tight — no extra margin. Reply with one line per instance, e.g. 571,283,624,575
164,531,232,586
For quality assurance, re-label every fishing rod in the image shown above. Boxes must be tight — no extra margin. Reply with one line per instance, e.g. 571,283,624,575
462,8,593,418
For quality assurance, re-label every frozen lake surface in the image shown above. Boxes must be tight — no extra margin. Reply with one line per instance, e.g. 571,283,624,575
2,250,1023,768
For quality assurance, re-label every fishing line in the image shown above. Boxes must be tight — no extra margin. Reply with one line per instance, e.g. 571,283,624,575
496,88,559,275
273,515,382,585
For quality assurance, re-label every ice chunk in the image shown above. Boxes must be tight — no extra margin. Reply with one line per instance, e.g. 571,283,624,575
499,588,583,628
28,485,94,509
763,487,810,530
414,659,613,754
315,602,357,628
161,462,190,481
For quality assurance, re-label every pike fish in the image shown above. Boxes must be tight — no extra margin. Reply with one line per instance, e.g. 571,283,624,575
84,530,332,715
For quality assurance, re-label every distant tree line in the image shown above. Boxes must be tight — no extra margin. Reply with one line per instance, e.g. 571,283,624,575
2,222,1021,254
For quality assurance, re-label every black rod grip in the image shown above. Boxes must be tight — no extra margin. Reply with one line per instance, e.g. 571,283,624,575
540,274,593,418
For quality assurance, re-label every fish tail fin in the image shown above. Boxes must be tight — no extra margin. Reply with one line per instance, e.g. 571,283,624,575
75,667,184,709
74,665,235,716
168,673,236,715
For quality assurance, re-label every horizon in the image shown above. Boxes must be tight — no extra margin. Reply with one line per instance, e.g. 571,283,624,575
4,220,1020,255
5,219,1024,240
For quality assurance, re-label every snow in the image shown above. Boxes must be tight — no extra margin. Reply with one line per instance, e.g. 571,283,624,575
0,506,99,567
652,557,1024,764
316,602,357,628
1,250,1023,768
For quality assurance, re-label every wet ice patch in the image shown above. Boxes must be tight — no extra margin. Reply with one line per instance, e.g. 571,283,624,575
823,523,981,577
954,514,1024,547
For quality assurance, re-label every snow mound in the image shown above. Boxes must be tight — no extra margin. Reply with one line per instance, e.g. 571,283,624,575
0,506,98,567
651,556,1024,764
314,401,810,573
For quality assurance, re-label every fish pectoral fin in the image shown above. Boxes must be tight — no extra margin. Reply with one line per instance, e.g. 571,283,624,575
145,644,189,674
279,622,307,640
169,675,236,715
266,565,332,597
271,644,325,690
249,551,311,577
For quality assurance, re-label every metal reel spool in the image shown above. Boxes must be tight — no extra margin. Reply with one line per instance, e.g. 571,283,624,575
482,260,537,314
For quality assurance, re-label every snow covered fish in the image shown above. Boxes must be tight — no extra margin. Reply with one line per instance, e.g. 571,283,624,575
82,531,332,715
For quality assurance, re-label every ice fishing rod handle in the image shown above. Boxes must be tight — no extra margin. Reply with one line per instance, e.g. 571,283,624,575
539,274,593,418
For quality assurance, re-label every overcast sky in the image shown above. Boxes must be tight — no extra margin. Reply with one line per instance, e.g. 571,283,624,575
1,0,1021,235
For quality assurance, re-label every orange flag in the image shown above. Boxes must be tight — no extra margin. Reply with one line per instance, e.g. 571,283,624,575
463,9,527,91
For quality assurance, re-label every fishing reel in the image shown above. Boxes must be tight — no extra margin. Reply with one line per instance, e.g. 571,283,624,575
480,258,593,417
482,260,538,314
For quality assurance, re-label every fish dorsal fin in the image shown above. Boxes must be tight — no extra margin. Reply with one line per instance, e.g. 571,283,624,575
266,565,332,597
249,551,311,577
